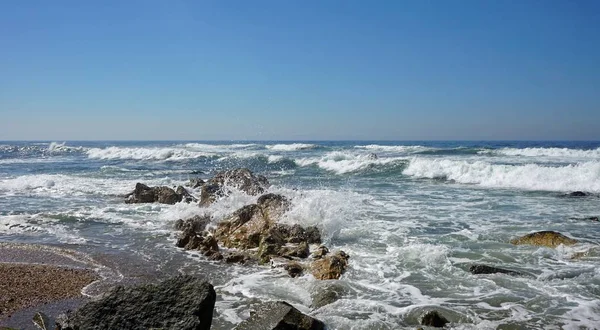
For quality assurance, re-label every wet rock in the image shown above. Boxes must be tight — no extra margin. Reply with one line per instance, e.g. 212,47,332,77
283,262,304,278
125,183,183,204
234,301,325,330
200,168,269,206
176,185,197,203
280,241,310,259
469,264,521,276
186,178,205,189
257,193,291,222
311,246,329,259
174,215,211,232
287,224,322,244
215,204,268,250
225,252,254,264
311,282,348,308
311,251,350,280
56,275,216,330
420,310,449,327
510,231,578,248
566,191,589,197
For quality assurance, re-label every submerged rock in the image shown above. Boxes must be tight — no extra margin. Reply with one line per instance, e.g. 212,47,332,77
420,310,449,327
56,275,215,330
200,168,269,206
186,177,205,189
565,191,589,197
469,264,521,276
311,251,350,280
510,231,578,248
125,183,184,204
234,301,325,330
310,282,348,308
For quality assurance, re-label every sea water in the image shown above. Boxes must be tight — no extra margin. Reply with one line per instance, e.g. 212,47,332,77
1,141,599,329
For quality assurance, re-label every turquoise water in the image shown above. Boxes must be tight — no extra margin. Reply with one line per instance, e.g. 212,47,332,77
1,141,600,329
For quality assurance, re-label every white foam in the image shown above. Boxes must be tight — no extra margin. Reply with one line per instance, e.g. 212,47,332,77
266,143,317,151
86,146,213,161
403,158,600,192
493,147,600,158
47,142,86,153
0,174,173,197
295,151,404,174
354,144,433,153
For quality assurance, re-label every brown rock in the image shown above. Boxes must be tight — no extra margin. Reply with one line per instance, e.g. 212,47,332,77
125,183,183,205
283,262,304,278
510,231,578,248
311,251,350,280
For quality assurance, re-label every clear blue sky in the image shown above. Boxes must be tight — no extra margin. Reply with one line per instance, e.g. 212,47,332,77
1,0,599,140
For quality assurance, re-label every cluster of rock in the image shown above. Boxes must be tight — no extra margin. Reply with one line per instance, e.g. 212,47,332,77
125,168,350,281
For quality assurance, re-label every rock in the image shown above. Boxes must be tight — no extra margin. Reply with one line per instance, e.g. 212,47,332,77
176,185,197,203
469,264,521,276
186,178,205,189
175,216,220,258
283,262,304,278
215,204,267,250
56,275,215,330
311,246,329,259
311,282,348,308
257,193,291,222
200,168,269,206
234,301,325,330
280,241,310,259
420,310,449,327
125,183,183,205
175,215,211,232
367,153,378,160
510,231,578,248
311,251,350,280
287,224,322,244
225,252,254,264
566,191,589,197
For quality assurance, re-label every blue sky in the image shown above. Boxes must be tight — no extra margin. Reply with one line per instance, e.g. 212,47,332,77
1,0,599,140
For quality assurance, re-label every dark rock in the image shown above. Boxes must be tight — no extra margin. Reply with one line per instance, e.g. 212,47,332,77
566,191,589,197
125,183,183,205
56,275,215,330
311,251,350,280
234,301,325,330
510,231,578,248
420,310,449,328
176,215,211,233
287,224,321,244
225,252,254,264
176,185,197,203
283,262,304,278
186,178,205,189
199,183,223,207
304,226,322,244
469,264,521,276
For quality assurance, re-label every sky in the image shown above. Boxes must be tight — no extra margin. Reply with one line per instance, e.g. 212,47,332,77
1,0,599,141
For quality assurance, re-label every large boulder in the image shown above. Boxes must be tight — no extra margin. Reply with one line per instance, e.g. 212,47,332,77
199,168,269,206
234,301,325,330
125,183,184,205
510,231,578,248
56,275,216,330
311,251,350,280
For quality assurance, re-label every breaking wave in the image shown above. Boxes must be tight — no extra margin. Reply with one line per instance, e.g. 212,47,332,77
492,147,600,158
403,158,600,192
266,143,318,151
86,146,214,161
295,151,406,174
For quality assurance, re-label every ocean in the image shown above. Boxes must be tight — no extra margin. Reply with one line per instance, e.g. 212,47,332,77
1,140,599,329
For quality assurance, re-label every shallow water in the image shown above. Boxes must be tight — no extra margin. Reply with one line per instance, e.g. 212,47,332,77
1,140,599,329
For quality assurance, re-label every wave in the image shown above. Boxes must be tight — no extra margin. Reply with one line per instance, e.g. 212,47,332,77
354,145,434,153
492,147,600,158
86,146,214,161
403,158,600,192
266,143,318,151
295,151,406,174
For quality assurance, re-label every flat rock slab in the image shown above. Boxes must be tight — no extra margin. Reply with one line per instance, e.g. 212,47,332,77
234,301,325,330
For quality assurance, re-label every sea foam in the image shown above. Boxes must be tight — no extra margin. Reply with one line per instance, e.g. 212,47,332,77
403,158,600,192
266,143,318,151
86,146,212,161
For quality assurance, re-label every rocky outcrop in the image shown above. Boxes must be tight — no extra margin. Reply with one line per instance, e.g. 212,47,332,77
311,251,350,280
56,275,216,330
233,301,325,330
420,310,449,327
175,216,222,260
186,178,205,189
200,168,269,206
125,183,185,204
469,264,521,276
510,231,578,248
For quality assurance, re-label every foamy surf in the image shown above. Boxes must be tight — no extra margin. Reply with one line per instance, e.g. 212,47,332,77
403,157,600,192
